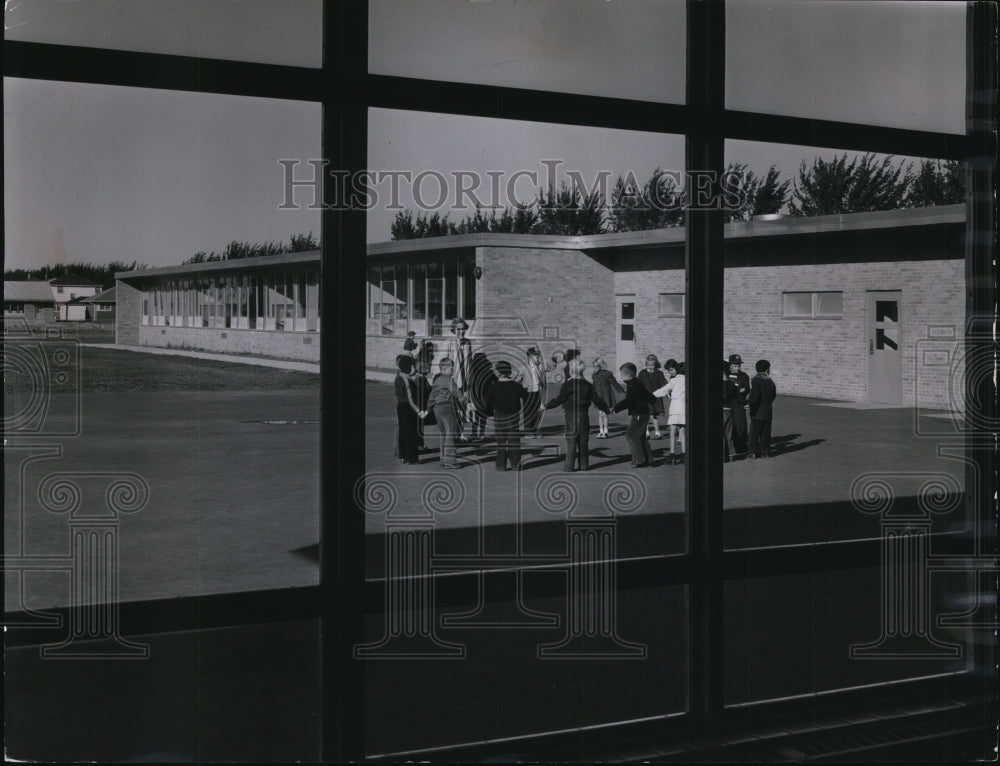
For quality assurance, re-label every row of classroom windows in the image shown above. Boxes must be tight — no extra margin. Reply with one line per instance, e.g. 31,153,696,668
140,271,320,332
367,260,476,336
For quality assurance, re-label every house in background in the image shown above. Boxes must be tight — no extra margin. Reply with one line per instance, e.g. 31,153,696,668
82,286,117,323
48,275,102,321
3,280,58,321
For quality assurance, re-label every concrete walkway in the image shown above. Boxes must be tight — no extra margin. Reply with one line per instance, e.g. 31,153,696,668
81,343,320,373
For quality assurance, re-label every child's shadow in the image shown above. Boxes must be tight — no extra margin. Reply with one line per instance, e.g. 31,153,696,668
769,433,825,457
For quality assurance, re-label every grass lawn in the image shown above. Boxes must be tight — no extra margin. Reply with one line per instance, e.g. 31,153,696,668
4,344,319,393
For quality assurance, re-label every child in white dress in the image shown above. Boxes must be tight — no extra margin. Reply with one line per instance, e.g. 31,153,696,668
653,360,686,465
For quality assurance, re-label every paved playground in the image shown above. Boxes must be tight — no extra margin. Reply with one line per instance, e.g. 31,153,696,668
4,357,969,610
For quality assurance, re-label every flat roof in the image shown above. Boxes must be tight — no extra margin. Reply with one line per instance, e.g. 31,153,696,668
117,205,964,278
116,250,321,279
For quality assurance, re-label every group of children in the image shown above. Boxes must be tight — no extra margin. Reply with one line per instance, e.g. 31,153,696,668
392,346,776,472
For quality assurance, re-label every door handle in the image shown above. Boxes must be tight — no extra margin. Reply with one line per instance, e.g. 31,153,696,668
869,339,874,355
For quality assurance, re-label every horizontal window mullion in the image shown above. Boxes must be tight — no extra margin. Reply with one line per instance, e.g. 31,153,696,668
3,585,324,649
723,538,885,578
3,40,324,102
365,73,687,134
723,107,967,161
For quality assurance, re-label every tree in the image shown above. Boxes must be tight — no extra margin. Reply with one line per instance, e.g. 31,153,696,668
533,182,605,235
181,232,321,263
788,153,912,217
607,169,685,232
721,164,792,222
908,160,965,207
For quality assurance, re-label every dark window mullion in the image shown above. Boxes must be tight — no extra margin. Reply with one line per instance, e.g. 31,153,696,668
2,40,323,102
365,73,687,134
321,0,368,762
723,107,967,161
686,0,726,735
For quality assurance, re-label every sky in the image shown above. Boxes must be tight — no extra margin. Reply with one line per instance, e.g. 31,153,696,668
4,0,966,270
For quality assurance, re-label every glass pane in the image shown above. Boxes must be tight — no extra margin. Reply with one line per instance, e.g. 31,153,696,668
370,0,685,104
5,621,320,762
364,108,688,752
877,300,899,323
725,569,975,705
4,79,321,608
783,292,813,318
723,139,969,550
5,0,323,69
366,585,686,756
726,0,965,134
621,324,635,342
621,302,635,320
815,291,844,318
462,262,477,319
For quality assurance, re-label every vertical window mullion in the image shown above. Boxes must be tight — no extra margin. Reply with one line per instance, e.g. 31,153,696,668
686,0,726,734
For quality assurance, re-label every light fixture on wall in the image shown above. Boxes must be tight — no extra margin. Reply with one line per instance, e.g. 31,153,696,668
473,266,483,280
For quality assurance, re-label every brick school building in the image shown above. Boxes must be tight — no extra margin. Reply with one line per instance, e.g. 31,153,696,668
115,204,964,410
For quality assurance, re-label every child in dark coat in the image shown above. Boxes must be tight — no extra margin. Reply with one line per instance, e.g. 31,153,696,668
748,359,777,458
612,363,659,468
591,357,624,438
543,357,611,472
483,360,530,470
637,354,667,439
394,355,422,465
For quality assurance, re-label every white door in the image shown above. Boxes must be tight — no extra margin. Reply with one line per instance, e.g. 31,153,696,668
867,291,902,404
616,295,636,370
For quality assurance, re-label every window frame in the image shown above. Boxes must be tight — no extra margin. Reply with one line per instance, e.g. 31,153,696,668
2,2,994,762
782,290,844,319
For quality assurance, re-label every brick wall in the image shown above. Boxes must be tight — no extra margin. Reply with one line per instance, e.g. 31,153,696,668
721,259,964,408
115,280,142,346
356,227,965,410
136,325,320,362
474,246,616,370
614,249,686,370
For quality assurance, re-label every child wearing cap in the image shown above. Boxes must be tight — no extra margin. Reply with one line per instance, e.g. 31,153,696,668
727,354,751,457
748,359,777,458
483,360,530,470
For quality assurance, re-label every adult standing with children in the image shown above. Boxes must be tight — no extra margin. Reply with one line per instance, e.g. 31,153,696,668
522,346,553,438
443,318,474,439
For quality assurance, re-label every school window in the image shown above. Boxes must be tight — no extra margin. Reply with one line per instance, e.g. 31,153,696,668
658,292,685,317
782,290,843,319
367,259,475,336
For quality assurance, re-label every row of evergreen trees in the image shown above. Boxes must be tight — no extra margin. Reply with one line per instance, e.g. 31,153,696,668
390,156,964,239
3,260,143,289
4,233,322,285
182,232,319,263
